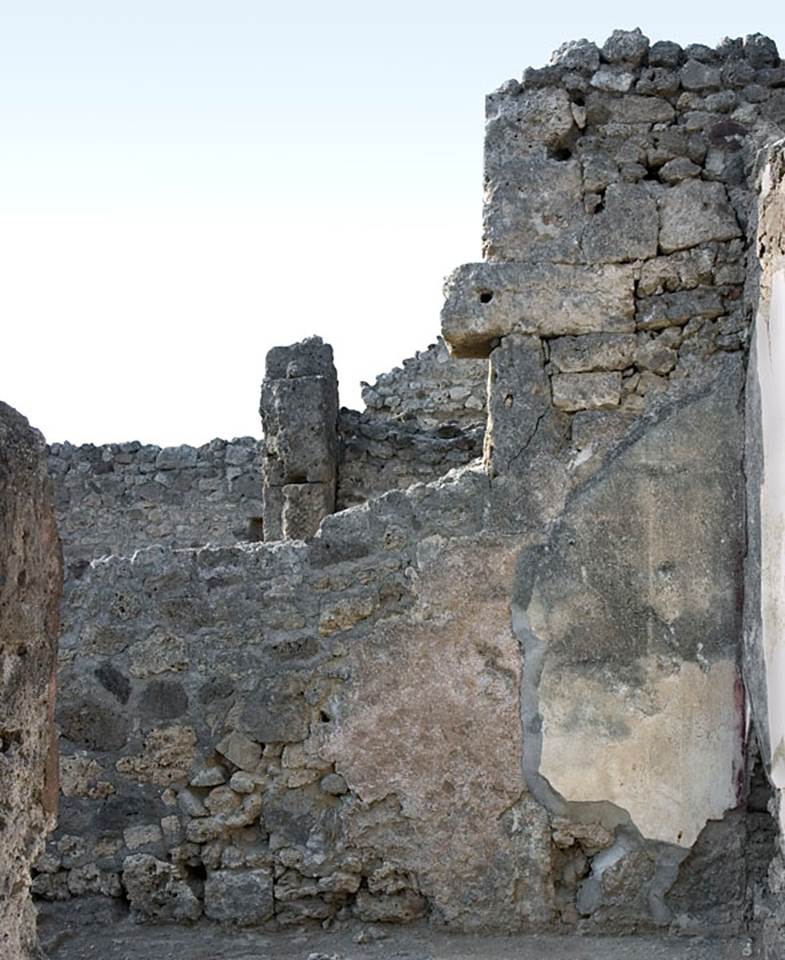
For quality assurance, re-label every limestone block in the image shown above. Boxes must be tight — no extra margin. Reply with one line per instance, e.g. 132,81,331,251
260,336,339,541
549,334,637,373
483,156,585,262
216,730,261,771
122,854,201,922
264,337,335,379
239,675,310,743
591,69,635,93
354,889,427,922
658,180,742,253
605,95,676,124
484,87,575,171
582,183,659,262
261,377,338,484
115,725,197,785
0,403,62,960
442,262,635,358
636,286,728,330
484,336,550,476
281,481,333,540
552,372,622,411
204,869,274,925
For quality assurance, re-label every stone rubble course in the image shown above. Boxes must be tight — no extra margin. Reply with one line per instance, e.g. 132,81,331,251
48,437,265,565
0,403,63,960
29,26,785,956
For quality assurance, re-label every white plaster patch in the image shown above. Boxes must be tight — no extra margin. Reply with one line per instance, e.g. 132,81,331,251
538,657,742,847
758,267,785,788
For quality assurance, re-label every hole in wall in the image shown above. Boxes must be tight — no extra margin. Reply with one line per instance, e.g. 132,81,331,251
549,146,573,162
247,518,265,543
478,289,494,304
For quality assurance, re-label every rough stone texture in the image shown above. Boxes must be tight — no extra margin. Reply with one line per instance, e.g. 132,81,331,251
442,262,635,357
49,437,264,565
37,28,785,949
337,409,484,510
260,337,339,541
0,404,62,960
360,338,487,427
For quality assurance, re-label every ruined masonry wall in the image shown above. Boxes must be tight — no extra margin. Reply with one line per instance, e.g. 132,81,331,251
51,341,488,560
38,29,785,942
360,338,487,426
49,438,264,564
337,410,483,510
0,404,62,960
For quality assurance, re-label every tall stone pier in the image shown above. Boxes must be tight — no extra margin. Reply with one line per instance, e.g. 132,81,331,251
0,404,62,960
259,336,339,540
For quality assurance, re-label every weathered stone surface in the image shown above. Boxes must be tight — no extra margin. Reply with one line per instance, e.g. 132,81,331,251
38,28,785,944
324,537,554,929
122,854,201,922
485,87,575,169
484,336,550,475
549,334,637,373
483,156,585,262
115,726,197,786
551,372,622,411
658,181,741,252
260,337,339,540
0,404,62,960
204,869,274,925
601,28,650,67
582,184,659,262
216,731,262,771
442,263,635,357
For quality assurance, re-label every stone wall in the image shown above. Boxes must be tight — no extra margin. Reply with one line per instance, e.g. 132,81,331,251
0,404,62,960
37,28,785,945
360,338,487,427
336,410,484,510
50,342,486,562
49,438,264,565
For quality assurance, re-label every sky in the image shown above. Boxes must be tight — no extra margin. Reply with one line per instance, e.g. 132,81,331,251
1,2,783,445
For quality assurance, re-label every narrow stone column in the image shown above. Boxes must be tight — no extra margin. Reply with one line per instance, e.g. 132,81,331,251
259,336,339,540
0,403,62,960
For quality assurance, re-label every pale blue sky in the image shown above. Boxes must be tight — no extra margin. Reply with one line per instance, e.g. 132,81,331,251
1,2,783,444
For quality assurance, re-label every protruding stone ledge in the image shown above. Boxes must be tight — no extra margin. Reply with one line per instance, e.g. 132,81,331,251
441,262,635,358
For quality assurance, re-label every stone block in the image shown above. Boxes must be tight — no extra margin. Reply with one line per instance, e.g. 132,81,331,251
552,372,622,411
260,336,339,541
658,180,742,252
484,335,550,475
483,156,585,262
442,262,635,358
582,183,659,262
122,854,201,922
216,731,262,771
549,334,637,373
0,403,61,960
239,675,310,743
281,481,333,540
